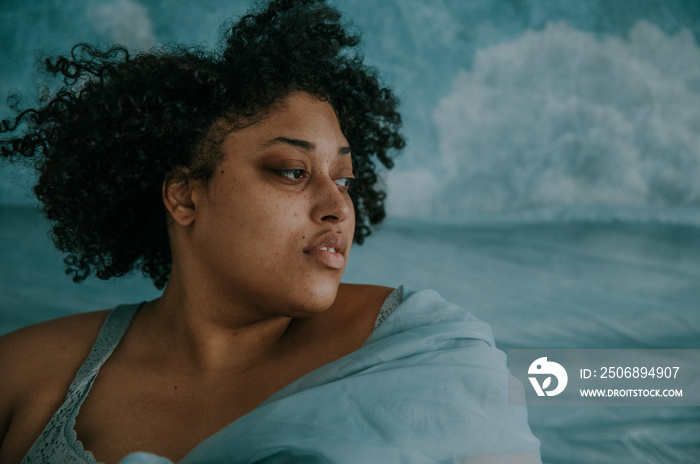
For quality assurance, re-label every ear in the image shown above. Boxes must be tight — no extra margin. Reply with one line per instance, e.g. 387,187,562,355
162,168,197,227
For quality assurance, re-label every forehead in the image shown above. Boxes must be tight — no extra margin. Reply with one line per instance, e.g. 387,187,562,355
222,92,349,153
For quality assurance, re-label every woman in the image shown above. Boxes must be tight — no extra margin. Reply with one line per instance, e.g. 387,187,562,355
0,0,540,462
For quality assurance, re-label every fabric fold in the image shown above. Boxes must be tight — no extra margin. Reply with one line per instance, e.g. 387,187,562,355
119,289,540,464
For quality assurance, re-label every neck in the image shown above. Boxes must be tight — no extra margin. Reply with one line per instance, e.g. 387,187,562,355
140,275,295,374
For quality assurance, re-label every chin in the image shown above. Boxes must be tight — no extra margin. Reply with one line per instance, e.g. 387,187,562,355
292,275,342,316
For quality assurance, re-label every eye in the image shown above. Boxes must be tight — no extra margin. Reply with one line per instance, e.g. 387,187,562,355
335,177,354,189
275,169,307,181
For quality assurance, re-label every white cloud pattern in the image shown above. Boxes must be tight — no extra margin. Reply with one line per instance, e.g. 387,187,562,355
429,21,700,215
89,0,157,50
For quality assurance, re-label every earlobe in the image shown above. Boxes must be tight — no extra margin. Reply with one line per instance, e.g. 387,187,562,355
162,169,197,227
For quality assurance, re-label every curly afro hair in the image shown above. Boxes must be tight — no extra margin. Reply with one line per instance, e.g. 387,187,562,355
0,0,405,289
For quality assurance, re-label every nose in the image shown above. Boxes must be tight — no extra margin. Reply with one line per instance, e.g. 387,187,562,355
310,175,353,224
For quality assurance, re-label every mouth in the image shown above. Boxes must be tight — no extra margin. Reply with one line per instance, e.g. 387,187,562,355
303,233,348,270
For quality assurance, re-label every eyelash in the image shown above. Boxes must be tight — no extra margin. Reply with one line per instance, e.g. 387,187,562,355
276,169,307,181
274,169,354,189
335,177,354,189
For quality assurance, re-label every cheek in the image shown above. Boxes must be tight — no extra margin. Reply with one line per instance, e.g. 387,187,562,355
238,191,307,243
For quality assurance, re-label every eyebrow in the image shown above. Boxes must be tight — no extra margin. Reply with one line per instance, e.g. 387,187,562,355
262,136,351,156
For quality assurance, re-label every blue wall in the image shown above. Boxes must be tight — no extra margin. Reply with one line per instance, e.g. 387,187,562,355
2,0,699,216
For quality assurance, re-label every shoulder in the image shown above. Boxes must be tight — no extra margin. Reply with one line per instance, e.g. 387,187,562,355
334,283,395,322
0,311,109,450
300,284,395,352
336,283,396,307
0,310,111,382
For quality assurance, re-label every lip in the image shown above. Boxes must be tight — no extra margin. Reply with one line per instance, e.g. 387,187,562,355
303,232,348,270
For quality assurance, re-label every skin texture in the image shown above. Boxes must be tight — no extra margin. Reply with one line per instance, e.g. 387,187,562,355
162,92,357,330
0,93,394,463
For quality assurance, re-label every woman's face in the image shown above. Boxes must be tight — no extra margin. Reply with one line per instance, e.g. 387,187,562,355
188,92,355,318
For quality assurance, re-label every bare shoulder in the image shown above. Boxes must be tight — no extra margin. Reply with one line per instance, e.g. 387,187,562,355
336,283,396,310
0,310,109,456
330,283,396,330
0,310,110,379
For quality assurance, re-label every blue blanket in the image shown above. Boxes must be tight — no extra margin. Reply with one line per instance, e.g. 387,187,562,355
118,289,541,463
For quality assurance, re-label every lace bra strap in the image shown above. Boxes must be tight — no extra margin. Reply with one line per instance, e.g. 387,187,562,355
69,303,140,393
61,304,140,456
374,286,404,329
20,303,140,464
